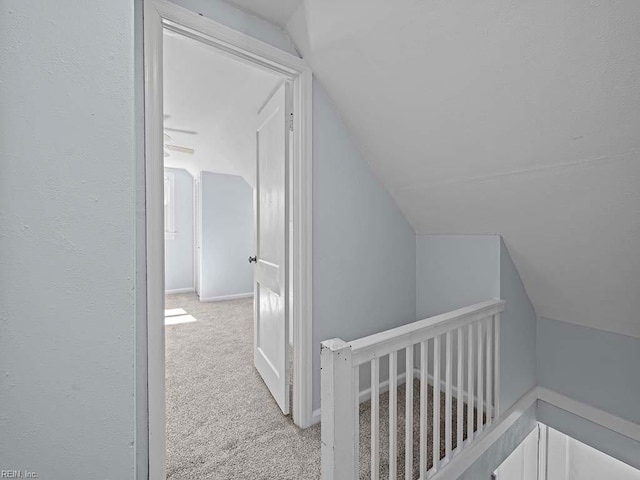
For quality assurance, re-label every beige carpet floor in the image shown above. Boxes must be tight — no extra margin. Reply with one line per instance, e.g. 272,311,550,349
165,293,480,480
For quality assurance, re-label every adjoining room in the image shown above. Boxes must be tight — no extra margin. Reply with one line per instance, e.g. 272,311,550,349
161,30,304,478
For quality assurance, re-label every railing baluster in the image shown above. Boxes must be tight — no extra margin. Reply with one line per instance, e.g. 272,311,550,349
320,301,505,480
467,324,474,444
405,344,414,479
476,321,484,434
433,335,441,471
485,317,493,427
371,357,380,480
494,313,501,419
445,331,452,459
389,351,398,478
419,340,428,474
456,327,463,452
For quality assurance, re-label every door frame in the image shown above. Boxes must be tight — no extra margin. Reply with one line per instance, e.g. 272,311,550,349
142,1,313,478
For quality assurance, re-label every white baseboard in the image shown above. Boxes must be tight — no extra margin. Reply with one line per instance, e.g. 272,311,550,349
313,366,489,425
165,287,194,294
417,368,492,414
313,371,413,426
199,292,253,302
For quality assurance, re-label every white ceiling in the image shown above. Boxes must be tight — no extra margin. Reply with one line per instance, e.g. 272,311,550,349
221,0,301,27
163,30,282,185
287,0,640,337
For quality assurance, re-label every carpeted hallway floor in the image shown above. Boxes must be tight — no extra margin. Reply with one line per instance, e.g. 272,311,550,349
165,293,478,479
165,293,321,480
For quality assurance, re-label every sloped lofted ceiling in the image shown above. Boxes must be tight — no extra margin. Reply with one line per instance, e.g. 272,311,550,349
282,0,640,338
163,30,282,185
229,0,640,337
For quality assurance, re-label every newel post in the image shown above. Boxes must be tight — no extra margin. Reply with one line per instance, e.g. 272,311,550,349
321,338,356,480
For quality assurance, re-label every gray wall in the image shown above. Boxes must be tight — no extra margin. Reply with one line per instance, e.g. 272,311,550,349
414,235,537,413
165,168,194,293
199,171,254,300
312,82,417,412
534,290,640,472
538,317,640,424
499,239,537,411
416,234,500,319
415,235,500,389
0,0,139,477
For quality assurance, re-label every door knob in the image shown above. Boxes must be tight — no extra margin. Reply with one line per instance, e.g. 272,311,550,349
248,256,257,263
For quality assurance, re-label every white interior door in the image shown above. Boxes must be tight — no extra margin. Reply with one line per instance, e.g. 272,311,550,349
253,82,291,414
494,426,540,480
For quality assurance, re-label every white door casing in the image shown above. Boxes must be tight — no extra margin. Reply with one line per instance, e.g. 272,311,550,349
253,82,291,414
144,2,313,476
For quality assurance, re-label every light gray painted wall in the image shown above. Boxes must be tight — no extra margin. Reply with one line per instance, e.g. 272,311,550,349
415,235,500,388
537,308,640,471
414,236,537,413
165,168,194,292
0,1,138,477
312,81,417,412
458,405,537,480
499,239,537,411
538,402,640,471
416,234,500,319
199,171,253,300
537,317,640,424
168,0,298,56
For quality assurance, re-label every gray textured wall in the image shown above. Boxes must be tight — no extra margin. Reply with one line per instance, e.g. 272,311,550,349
538,317,640,424
0,0,139,476
499,239,537,411
199,172,254,300
414,234,500,390
312,81,417,412
416,234,500,319
0,1,293,475
537,316,640,469
414,236,538,413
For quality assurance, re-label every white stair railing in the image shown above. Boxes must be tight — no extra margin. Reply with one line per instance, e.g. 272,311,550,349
321,299,505,480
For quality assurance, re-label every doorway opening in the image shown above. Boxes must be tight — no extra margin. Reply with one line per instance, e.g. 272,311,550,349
143,2,313,478
162,29,294,476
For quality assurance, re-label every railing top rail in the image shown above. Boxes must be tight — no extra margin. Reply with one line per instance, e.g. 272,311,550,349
342,299,505,366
